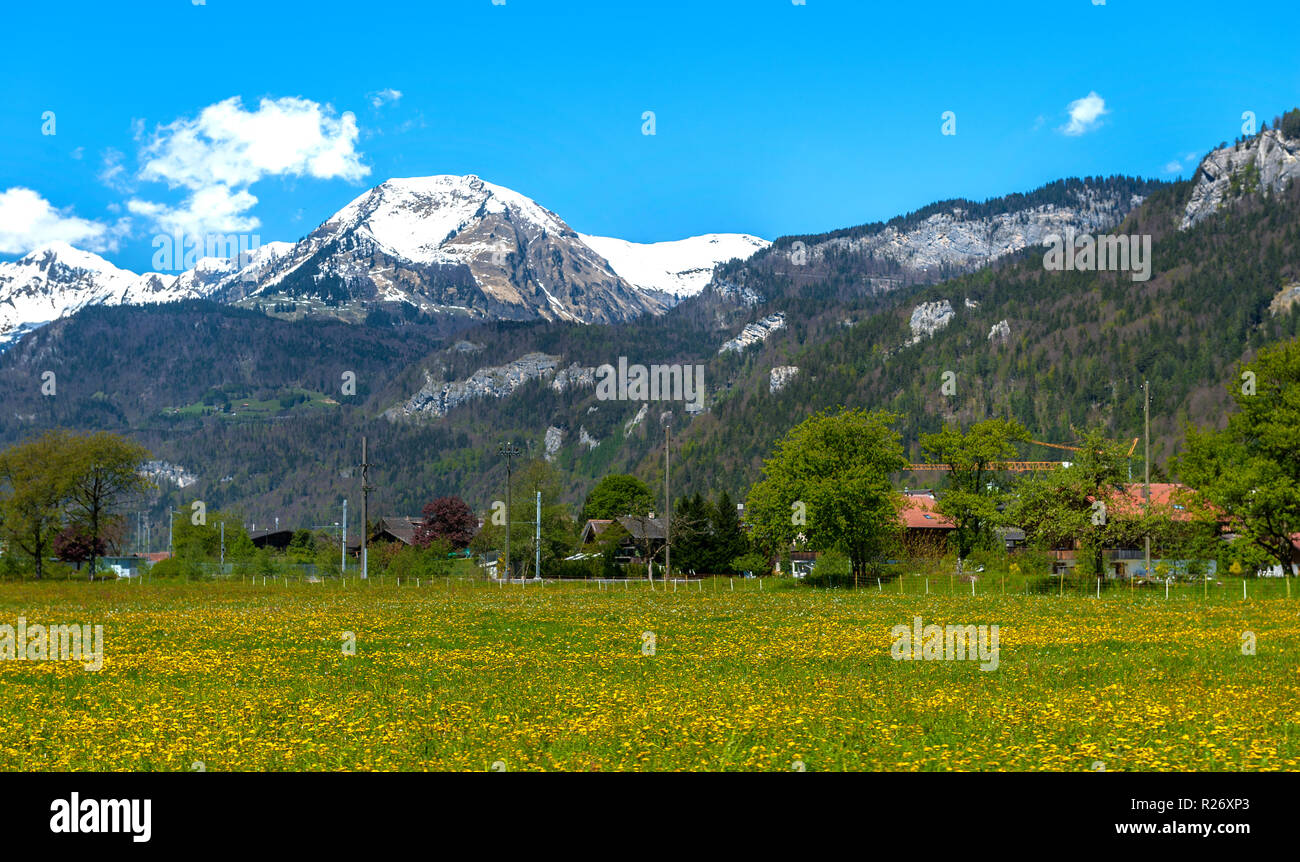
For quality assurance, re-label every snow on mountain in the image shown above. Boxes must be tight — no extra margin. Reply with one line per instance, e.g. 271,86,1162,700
172,240,296,301
0,242,181,348
0,238,304,349
246,175,664,324
334,175,569,266
578,233,769,299
0,175,757,345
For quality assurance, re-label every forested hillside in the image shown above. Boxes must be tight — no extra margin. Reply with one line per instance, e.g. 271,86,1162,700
660,177,1300,497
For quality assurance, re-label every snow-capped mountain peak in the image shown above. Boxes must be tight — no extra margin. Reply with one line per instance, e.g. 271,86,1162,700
323,174,571,267
244,173,664,324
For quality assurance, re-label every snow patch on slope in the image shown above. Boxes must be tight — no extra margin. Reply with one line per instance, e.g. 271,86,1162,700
579,233,769,299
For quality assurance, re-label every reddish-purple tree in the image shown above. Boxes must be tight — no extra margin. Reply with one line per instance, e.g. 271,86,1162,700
53,526,107,569
413,496,478,549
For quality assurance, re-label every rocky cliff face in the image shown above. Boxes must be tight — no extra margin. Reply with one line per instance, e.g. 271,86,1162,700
720,313,786,353
908,300,954,343
389,351,563,419
707,178,1157,314
769,365,799,394
812,189,1142,275
1181,129,1300,229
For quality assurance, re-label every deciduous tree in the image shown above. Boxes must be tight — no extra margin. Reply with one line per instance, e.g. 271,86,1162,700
745,409,907,586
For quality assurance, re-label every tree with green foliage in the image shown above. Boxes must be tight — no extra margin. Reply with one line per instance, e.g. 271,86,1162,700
476,458,576,577
1279,108,1300,141
581,474,656,520
1010,429,1143,577
172,509,254,564
707,490,749,574
745,408,907,586
593,520,632,579
287,529,315,563
382,541,455,581
313,533,342,579
0,431,77,579
921,418,1030,567
731,552,769,577
1177,338,1300,578
669,492,712,574
64,432,152,579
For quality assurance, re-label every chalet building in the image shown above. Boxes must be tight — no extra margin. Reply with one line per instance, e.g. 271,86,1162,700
577,519,616,546
579,515,667,565
1050,483,1216,578
249,529,294,551
899,490,956,553
371,516,423,546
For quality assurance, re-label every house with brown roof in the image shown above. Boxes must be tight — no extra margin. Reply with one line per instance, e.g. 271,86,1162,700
578,519,616,546
899,491,955,555
900,491,956,531
1052,482,1218,578
579,516,667,566
371,516,423,546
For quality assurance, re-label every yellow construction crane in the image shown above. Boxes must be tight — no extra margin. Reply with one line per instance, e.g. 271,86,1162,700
1029,437,1139,456
906,437,1139,472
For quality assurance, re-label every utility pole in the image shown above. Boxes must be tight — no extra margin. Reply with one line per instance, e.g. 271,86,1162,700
499,442,521,580
535,490,541,581
1143,380,1151,585
168,507,174,557
664,416,672,585
220,521,225,570
360,436,372,580
342,498,348,575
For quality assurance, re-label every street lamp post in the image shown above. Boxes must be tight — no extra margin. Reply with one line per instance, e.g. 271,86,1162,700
663,413,672,585
1143,380,1151,588
498,442,521,580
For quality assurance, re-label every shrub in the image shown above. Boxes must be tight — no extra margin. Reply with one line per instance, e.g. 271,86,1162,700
805,550,853,588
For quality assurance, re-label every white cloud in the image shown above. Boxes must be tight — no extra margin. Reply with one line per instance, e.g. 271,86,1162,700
127,186,259,237
0,187,126,255
1163,152,1205,176
99,148,133,194
128,95,369,237
1060,91,1108,136
368,88,403,108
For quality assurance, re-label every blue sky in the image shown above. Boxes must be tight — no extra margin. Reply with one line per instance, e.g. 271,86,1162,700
1,0,1297,273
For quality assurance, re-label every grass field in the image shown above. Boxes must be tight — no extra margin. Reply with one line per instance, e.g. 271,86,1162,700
1,577,1297,771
